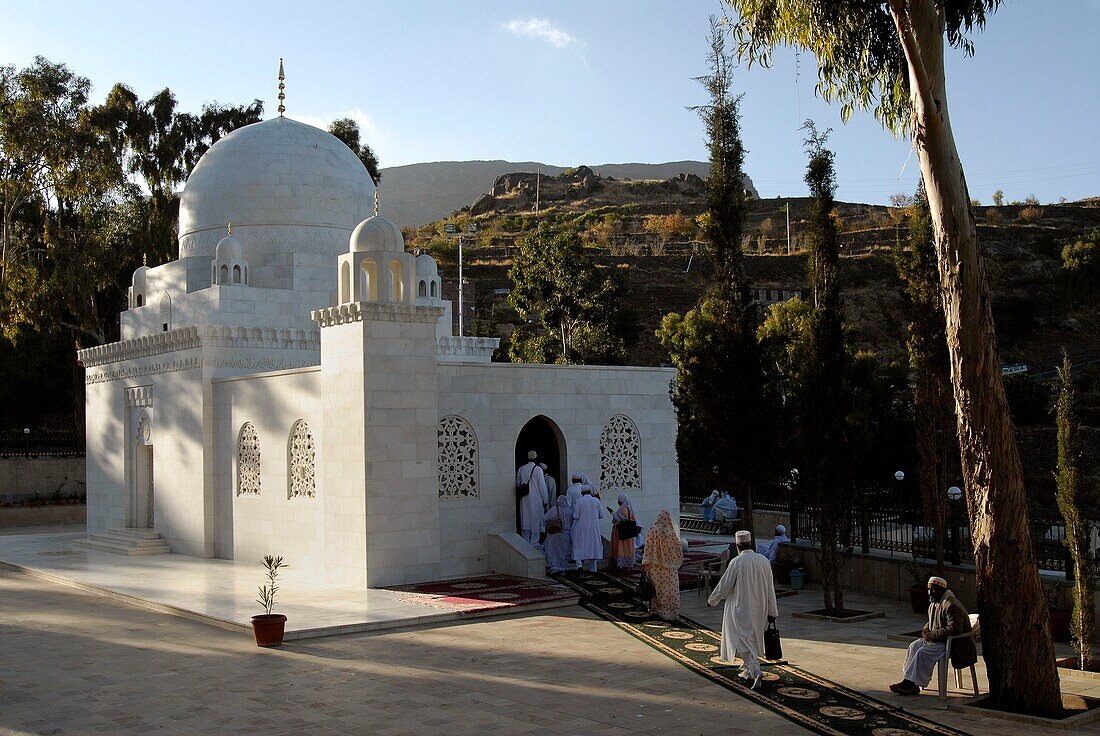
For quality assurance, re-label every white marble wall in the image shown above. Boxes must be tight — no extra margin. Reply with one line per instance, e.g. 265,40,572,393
435,362,679,579
212,367,325,577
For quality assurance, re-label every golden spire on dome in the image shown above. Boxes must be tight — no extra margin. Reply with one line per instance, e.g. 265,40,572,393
277,58,286,116
227,222,232,236
373,189,380,217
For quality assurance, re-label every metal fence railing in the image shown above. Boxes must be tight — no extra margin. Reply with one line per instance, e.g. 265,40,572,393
0,431,85,458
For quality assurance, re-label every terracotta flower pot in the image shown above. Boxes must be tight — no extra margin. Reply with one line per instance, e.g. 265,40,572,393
250,613,287,647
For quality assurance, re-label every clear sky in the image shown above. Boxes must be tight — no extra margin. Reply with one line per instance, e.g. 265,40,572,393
2,1,1097,205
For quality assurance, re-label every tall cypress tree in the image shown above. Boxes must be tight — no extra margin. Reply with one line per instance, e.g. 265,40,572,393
800,122,850,614
657,17,774,536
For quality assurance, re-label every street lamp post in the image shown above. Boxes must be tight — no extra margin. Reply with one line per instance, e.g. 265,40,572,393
947,485,963,565
23,427,30,459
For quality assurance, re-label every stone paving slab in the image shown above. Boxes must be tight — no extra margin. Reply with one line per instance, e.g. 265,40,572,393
0,528,576,640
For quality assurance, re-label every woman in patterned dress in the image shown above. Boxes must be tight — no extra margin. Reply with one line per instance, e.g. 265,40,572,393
642,510,684,620
610,494,639,569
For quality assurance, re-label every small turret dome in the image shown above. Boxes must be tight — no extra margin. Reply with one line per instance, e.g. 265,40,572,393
350,214,405,253
215,234,244,261
415,253,439,276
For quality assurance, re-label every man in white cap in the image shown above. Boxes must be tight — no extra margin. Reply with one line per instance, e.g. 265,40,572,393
708,530,779,689
890,576,976,696
516,451,548,546
759,524,791,563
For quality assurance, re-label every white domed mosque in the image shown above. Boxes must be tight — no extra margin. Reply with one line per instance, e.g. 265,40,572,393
77,70,678,588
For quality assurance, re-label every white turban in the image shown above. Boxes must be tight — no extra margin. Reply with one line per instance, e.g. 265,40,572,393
775,525,787,535
527,451,537,460
735,530,752,544
928,576,947,588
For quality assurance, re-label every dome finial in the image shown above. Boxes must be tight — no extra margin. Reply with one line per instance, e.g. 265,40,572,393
277,58,286,116
227,221,232,236
373,189,380,217
142,252,147,267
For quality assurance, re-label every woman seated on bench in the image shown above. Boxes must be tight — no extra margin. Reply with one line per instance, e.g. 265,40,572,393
714,492,738,524
700,490,719,522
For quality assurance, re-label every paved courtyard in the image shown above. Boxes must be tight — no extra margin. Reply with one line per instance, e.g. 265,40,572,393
2,533,1099,735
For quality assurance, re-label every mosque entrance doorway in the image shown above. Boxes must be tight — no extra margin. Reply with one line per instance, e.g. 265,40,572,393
514,416,567,534
132,411,155,529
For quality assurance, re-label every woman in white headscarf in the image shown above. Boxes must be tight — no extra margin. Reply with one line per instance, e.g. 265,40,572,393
642,510,684,620
610,493,639,570
543,495,573,573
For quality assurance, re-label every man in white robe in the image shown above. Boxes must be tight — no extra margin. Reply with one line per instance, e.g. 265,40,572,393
516,452,548,546
539,463,557,503
758,525,791,563
891,576,975,696
565,473,585,511
707,530,778,689
572,489,604,572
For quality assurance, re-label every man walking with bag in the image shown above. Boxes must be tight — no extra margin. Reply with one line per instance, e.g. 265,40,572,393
707,530,778,689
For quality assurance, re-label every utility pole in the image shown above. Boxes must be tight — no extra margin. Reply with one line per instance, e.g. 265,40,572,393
535,169,541,214
786,202,791,255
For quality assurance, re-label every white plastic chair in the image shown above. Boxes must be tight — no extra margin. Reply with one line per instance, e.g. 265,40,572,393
938,613,981,702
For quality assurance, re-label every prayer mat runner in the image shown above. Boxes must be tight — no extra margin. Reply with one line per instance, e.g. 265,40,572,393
606,550,714,590
384,574,576,613
552,570,970,736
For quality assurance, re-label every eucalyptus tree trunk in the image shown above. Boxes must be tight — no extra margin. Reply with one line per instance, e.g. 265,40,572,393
889,0,1062,715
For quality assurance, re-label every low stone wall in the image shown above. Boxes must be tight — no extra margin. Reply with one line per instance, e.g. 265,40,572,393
0,505,86,528
0,457,85,500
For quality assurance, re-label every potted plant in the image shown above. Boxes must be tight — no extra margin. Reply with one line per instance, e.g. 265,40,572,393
902,555,927,614
1044,582,1071,643
251,555,289,647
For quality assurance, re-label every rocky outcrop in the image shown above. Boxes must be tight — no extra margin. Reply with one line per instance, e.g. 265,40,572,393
470,193,497,215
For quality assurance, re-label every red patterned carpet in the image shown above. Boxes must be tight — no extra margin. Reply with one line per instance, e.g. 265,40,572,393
383,574,577,613
608,549,717,590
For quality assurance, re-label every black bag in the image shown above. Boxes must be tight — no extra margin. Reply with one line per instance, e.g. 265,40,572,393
764,620,783,660
617,518,641,540
516,481,530,499
636,571,655,601
545,514,562,535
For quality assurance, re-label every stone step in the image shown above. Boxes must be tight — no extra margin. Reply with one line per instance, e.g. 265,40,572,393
107,527,164,541
74,538,169,556
89,532,166,548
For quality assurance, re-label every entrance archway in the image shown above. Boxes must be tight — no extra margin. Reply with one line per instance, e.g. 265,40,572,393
514,415,566,534
133,411,155,529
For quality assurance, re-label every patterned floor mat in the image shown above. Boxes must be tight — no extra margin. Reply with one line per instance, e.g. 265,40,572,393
552,570,970,736
383,574,576,613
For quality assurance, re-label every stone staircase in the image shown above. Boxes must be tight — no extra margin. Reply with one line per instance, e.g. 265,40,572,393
74,528,170,555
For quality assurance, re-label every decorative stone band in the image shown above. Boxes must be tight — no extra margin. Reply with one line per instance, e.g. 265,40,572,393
85,355,320,385
312,302,445,327
178,223,353,259
125,385,153,407
437,336,500,359
78,325,321,368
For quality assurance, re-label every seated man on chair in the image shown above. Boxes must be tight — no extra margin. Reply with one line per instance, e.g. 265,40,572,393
890,576,976,696
713,492,739,525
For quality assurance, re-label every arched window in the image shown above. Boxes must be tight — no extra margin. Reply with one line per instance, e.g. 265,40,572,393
219,264,229,284
232,265,241,284
288,420,316,499
135,294,144,307
438,415,479,498
159,291,171,332
599,415,641,493
360,259,377,301
236,422,261,496
389,260,404,302
340,262,351,303
418,280,427,298
430,281,438,298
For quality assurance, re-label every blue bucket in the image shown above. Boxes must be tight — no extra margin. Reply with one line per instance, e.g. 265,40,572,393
788,569,805,590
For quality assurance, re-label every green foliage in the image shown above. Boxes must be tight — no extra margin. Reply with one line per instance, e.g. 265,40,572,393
992,190,1004,206
507,224,626,365
328,118,381,184
256,555,288,615
727,0,1000,134
1062,230,1098,306
1054,354,1094,670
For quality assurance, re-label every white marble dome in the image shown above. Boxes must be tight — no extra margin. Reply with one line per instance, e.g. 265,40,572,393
350,214,405,253
215,234,244,261
177,117,376,259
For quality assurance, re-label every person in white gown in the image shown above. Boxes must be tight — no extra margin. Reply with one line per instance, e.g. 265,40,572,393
543,496,573,573
758,525,791,563
539,463,557,504
516,451,548,546
707,530,778,689
565,473,585,511
572,488,604,572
